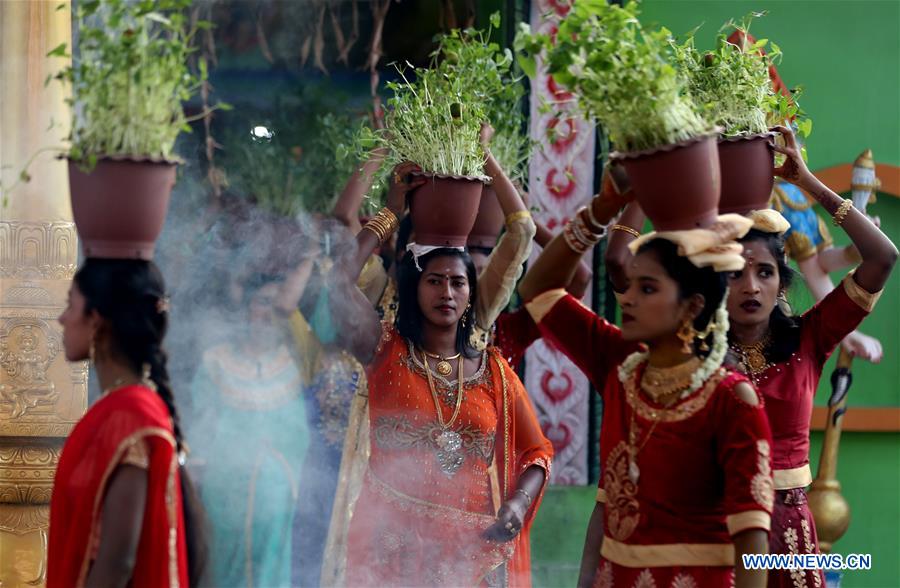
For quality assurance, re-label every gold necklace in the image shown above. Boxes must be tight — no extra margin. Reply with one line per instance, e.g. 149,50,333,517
628,366,680,484
422,349,462,377
730,334,772,380
640,357,702,402
419,350,465,476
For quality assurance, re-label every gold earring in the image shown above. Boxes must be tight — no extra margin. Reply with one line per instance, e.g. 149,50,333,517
677,319,696,354
89,337,96,364
461,303,471,328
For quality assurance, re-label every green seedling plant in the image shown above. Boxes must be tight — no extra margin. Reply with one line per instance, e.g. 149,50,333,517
436,12,530,182
514,0,711,154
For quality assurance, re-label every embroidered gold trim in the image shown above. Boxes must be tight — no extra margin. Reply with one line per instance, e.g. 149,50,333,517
492,351,511,499
367,470,501,528
624,368,726,423
505,210,533,226
78,427,177,587
751,440,775,511
596,488,607,503
372,416,495,463
524,288,568,323
603,441,640,541
121,438,150,469
600,537,736,567
166,447,179,588
726,510,771,535
783,527,808,588
774,464,812,490
842,271,882,312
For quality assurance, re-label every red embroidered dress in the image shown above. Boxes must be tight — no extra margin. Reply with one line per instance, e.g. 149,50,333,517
494,308,542,370
345,324,553,587
48,385,188,588
749,274,880,588
527,290,774,587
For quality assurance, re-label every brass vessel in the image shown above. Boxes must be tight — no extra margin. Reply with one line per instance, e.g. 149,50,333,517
807,349,853,552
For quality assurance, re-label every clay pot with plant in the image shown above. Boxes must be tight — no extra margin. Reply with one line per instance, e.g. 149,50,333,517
358,61,489,246
674,15,812,215
48,0,226,259
517,1,721,230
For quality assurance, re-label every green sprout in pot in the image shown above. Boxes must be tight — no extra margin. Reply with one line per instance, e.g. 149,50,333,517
435,13,531,183
671,11,812,165
514,0,712,154
49,0,228,169
360,62,488,180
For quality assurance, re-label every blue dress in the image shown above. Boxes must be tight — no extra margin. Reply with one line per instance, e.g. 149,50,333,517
189,342,309,588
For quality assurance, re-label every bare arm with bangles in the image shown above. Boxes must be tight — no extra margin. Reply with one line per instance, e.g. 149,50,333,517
519,173,632,302
605,201,645,294
348,161,426,282
534,221,593,299
771,125,897,295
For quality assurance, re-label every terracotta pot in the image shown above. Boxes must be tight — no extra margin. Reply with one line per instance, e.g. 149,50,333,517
467,185,504,249
718,132,776,215
611,133,721,231
68,156,177,259
408,172,485,247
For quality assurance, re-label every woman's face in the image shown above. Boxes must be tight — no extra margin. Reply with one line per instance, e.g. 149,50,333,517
250,282,278,330
727,240,781,329
58,282,96,362
618,250,698,343
417,256,471,330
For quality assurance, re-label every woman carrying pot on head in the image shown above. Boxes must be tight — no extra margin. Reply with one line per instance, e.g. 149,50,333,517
49,259,206,588
336,164,553,587
518,182,775,588
348,124,537,338
724,126,897,588
187,253,378,588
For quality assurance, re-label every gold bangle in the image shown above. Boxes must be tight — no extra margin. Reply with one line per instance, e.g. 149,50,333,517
362,223,386,244
611,224,640,239
376,207,399,233
832,199,853,226
505,210,532,226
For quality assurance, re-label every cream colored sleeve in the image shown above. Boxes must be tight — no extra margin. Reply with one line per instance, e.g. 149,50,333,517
357,254,389,307
475,213,537,330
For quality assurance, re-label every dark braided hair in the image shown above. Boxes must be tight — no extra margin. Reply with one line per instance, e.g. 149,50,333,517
74,258,208,587
736,229,802,362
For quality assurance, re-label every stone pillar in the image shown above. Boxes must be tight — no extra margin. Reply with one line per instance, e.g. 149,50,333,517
0,2,85,586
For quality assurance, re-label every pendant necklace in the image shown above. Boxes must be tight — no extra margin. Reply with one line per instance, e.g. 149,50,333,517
419,349,465,476
422,349,462,377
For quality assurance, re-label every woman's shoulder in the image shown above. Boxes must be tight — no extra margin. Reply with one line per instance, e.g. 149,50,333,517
93,385,174,432
711,368,763,410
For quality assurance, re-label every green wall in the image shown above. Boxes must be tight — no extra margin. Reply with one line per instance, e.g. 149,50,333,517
529,2,900,587
640,0,900,169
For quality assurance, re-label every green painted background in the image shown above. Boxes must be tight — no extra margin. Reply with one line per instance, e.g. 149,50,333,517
526,2,900,587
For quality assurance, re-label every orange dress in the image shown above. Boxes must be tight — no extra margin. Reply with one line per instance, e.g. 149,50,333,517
345,324,553,587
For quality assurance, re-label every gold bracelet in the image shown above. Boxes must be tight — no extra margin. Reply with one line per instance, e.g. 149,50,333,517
376,207,399,233
505,210,532,226
832,199,853,226
362,223,386,244
611,224,640,239
363,208,400,244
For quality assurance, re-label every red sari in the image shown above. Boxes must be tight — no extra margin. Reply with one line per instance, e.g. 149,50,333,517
528,290,774,587
749,274,879,588
48,385,188,588
345,324,553,587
